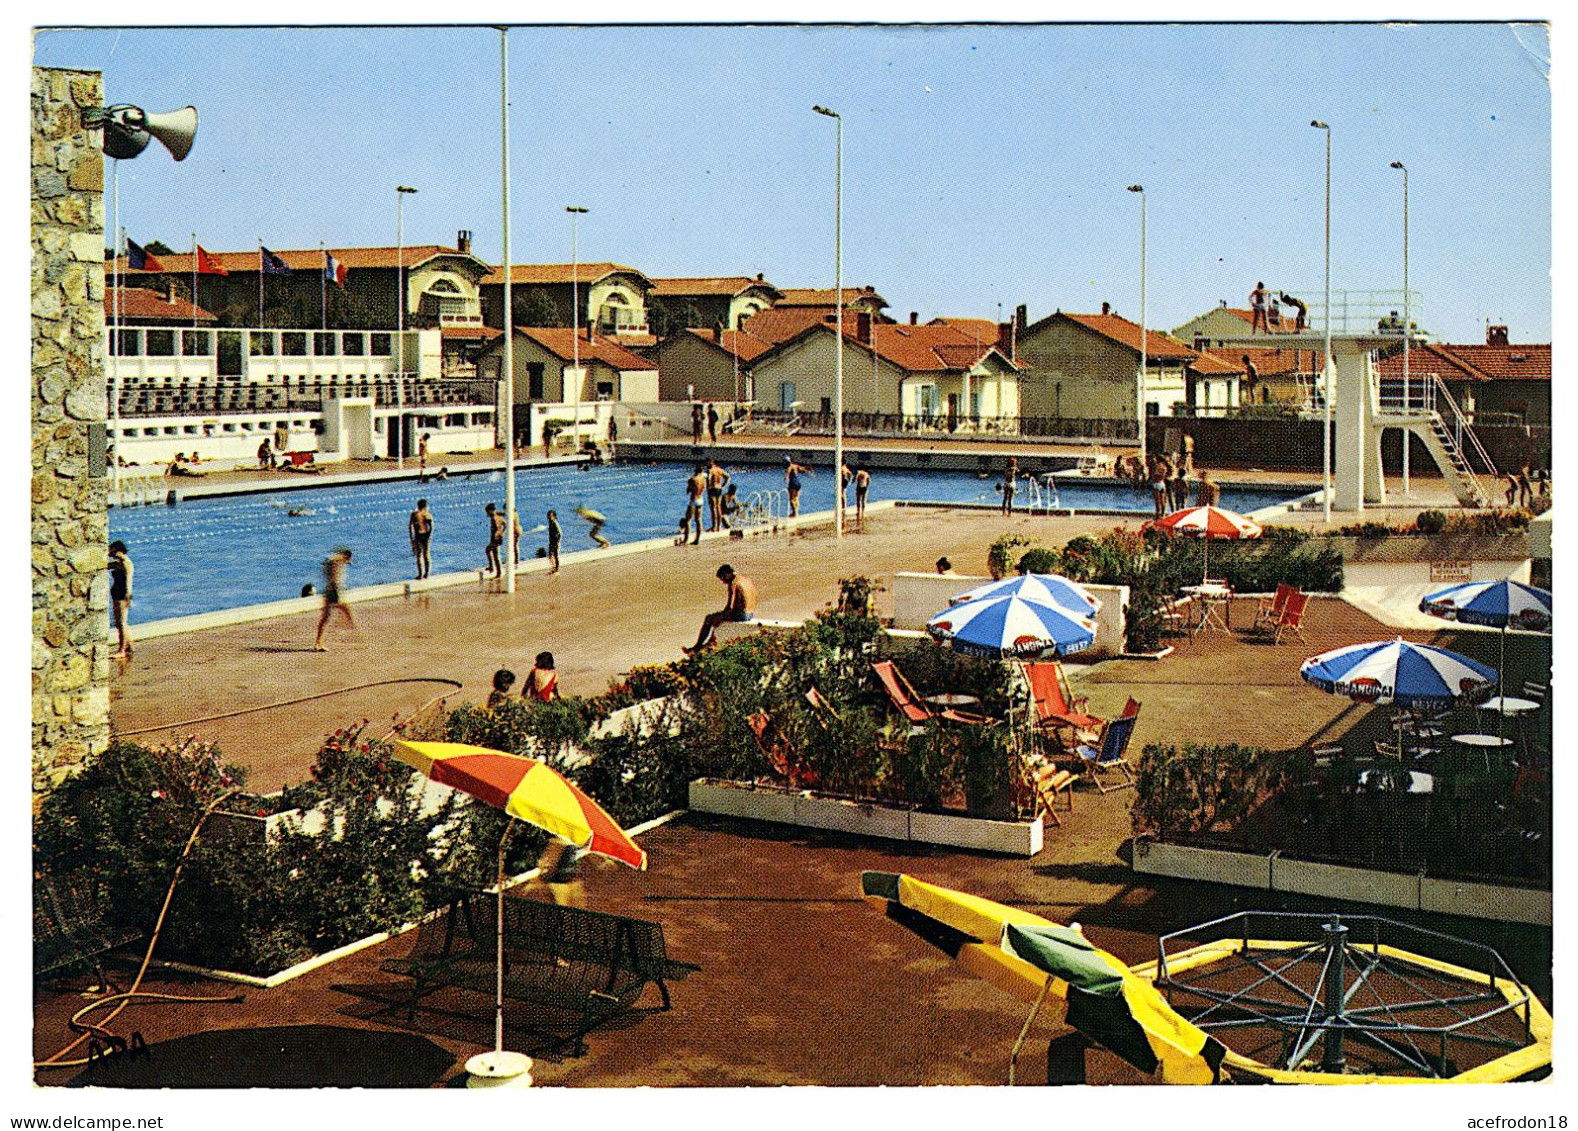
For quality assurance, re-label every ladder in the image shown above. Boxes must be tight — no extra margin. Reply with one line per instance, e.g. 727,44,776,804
1418,413,1491,508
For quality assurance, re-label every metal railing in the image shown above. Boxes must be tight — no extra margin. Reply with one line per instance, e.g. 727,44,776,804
1274,288,1425,337
111,377,497,418
741,410,1139,442
1431,374,1498,478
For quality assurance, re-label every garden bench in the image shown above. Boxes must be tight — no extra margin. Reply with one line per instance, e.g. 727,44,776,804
33,871,144,991
381,892,684,1056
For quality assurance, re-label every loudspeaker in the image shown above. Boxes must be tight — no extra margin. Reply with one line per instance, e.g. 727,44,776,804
141,107,198,162
93,104,198,162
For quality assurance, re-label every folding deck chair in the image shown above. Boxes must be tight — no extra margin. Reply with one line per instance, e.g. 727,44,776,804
1074,703,1140,792
1023,660,1103,744
870,660,991,727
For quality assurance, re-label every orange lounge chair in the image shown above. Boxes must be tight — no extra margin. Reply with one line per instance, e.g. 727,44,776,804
1251,584,1298,632
747,710,819,789
871,660,991,727
1024,661,1104,736
1267,590,1310,643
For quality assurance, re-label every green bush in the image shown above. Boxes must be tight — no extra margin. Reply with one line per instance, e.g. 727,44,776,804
1015,547,1062,575
1414,509,1447,535
1132,742,1288,840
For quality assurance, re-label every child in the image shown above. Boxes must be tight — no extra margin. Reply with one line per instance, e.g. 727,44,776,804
486,669,516,709
719,483,740,529
524,652,558,702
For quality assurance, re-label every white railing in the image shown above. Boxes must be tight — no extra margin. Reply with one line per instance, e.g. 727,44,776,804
1280,289,1425,337
1430,375,1497,478
740,489,787,534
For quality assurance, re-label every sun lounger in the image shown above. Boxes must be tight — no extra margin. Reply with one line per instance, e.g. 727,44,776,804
1251,584,1298,632
1023,661,1103,740
1020,757,1077,826
871,659,991,727
1074,709,1139,793
747,710,820,789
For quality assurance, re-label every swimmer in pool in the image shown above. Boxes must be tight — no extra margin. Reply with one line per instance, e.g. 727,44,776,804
575,505,610,549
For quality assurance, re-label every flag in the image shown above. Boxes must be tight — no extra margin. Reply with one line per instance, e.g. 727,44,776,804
260,246,291,275
195,244,229,276
125,239,163,272
324,251,347,287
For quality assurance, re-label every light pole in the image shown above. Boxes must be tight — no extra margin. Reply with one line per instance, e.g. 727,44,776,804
499,30,517,596
1390,160,1411,496
1127,185,1147,466
395,184,418,470
1311,120,1332,521
813,104,843,537
567,206,588,456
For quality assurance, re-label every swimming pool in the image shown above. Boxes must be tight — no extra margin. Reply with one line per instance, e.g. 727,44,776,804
108,462,1306,622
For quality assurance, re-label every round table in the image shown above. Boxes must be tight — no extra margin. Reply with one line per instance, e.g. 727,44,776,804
1481,696,1539,716
1181,584,1232,635
926,693,980,708
1451,733,1514,749
1358,769,1434,795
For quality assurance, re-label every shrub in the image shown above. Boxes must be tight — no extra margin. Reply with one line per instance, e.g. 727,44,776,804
986,533,1032,579
1132,742,1287,840
1015,547,1062,575
1414,509,1447,535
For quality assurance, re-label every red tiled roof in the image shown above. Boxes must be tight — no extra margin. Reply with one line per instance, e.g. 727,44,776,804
1376,339,1546,383
113,244,475,275
761,319,1020,375
1373,344,1489,383
684,326,775,363
1188,351,1244,375
1061,312,1197,360
104,286,215,322
481,263,651,287
650,276,781,299
776,286,888,309
928,317,997,343
1230,346,1326,377
514,327,656,370
739,306,836,344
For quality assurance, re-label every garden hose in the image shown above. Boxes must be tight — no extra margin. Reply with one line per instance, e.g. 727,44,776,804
35,792,241,1071
37,677,468,1071
116,676,465,739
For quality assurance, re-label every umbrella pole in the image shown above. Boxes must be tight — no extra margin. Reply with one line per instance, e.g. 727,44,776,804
495,821,515,1056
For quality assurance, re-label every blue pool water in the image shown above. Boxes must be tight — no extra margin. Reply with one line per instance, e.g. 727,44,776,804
108,463,1305,622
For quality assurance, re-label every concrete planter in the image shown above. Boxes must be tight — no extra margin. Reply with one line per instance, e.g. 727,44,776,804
1319,532,1529,564
1131,837,1550,926
688,778,1043,856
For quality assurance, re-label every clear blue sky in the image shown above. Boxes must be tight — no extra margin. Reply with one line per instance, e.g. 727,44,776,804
32,23,1551,342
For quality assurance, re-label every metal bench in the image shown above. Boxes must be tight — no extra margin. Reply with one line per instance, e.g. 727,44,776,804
381,892,685,1056
34,871,143,991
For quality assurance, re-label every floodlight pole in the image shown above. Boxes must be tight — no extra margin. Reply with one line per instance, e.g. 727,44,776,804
567,206,588,460
814,104,843,537
500,30,517,595
1312,120,1332,522
396,185,418,470
1391,160,1411,495
1128,185,1146,465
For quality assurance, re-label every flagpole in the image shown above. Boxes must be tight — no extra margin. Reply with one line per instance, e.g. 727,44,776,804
321,241,328,332
258,241,264,336
191,231,198,334
111,162,121,497
500,27,517,595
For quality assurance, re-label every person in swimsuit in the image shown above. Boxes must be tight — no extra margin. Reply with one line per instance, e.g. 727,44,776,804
854,466,871,524
546,509,562,574
417,432,430,477
575,505,610,548
706,459,730,531
706,403,720,444
408,498,434,580
108,540,133,658
1149,454,1172,519
486,668,516,709
1001,457,1018,516
313,548,354,651
719,484,740,530
785,458,808,517
684,465,706,544
524,651,558,701
484,504,504,578
684,563,757,653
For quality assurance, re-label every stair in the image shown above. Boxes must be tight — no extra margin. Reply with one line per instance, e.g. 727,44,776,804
1417,413,1489,508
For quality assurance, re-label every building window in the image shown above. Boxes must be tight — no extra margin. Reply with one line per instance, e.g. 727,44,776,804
314,332,336,356
342,332,364,355
144,329,175,357
369,332,392,356
527,363,545,400
597,381,614,400
281,331,307,357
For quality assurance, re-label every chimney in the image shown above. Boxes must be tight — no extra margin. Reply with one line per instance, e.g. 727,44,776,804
165,278,178,304
457,229,472,254
755,272,764,281
909,311,918,325
713,324,723,343
1101,301,1111,316
1015,304,1028,333
856,311,872,344
1487,324,1509,346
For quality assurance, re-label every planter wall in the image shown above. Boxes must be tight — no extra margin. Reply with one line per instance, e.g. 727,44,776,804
1131,837,1550,926
688,778,1043,856
1318,532,1530,564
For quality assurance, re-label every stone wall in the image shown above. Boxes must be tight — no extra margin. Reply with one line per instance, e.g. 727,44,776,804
32,66,109,792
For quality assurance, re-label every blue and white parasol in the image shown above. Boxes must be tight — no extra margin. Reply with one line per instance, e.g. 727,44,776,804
1419,579,1551,633
948,572,1102,615
927,594,1098,659
1299,638,1497,709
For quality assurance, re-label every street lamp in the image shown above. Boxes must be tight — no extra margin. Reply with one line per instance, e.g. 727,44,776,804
1390,160,1411,496
1127,185,1146,467
396,184,418,470
499,29,517,596
813,104,843,537
567,206,588,458
1311,120,1332,521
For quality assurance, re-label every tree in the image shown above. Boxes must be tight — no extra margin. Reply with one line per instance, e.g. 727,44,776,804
143,240,177,256
513,288,561,328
